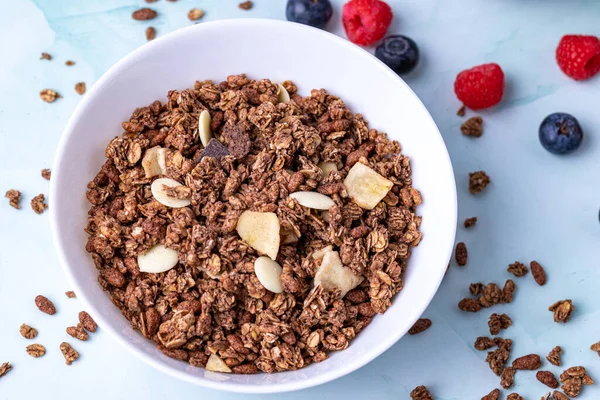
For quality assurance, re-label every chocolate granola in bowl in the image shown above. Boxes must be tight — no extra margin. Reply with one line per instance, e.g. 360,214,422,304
84,74,422,374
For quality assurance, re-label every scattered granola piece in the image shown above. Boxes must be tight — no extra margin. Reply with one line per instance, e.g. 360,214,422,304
459,298,481,312
530,260,547,285
26,344,46,358
30,194,48,214
408,318,432,335
549,299,574,323
146,26,156,41
455,242,467,266
145,0,158,2
488,313,512,335
238,1,253,10
41,168,51,180
35,295,56,315
132,7,157,20
461,116,483,137
59,342,79,365
486,338,512,376
65,60,75,66
40,89,61,103
409,385,433,400
79,311,97,332
75,82,86,95
20,324,38,339
470,282,484,295
0,362,11,378
479,283,502,307
537,370,559,389
469,171,491,194
481,388,500,400
552,391,570,400
506,394,524,400
66,324,89,341
65,291,76,298
457,104,466,117
464,217,477,228
474,336,496,351
188,8,205,20
40,52,52,60
502,279,516,303
512,354,542,370
560,366,591,397
591,341,600,356
547,346,563,366
507,261,528,277
501,367,515,389
5,189,21,209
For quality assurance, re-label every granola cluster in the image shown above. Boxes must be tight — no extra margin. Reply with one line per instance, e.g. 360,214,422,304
84,75,422,373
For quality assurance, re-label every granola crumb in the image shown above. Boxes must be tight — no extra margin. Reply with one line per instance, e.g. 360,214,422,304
474,336,496,351
59,342,79,365
560,366,592,397
146,26,156,41
0,362,11,378
40,52,52,60
530,260,547,285
455,242,467,266
19,324,38,339
65,291,76,298
506,394,524,400
591,341,600,356
410,385,433,400
507,261,528,277
40,89,61,103
238,1,253,10
537,370,559,389
552,391,570,400
469,171,490,194
464,217,477,228
481,388,500,400
132,7,157,20
75,82,86,95
512,354,541,370
486,338,512,376
188,8,205,21
461,116,483,137
488,313,512,335
34,295,56,315
457,104,466,117
470,282,484,296
547,346,563,366
549,299,574,323
408,318,432,335
79,311,98,333
66,324,89,341
501,367,515,389
25,344,46,358
5,189,21,209
31,194,48,214
459,298,481,312
502,279,516,303
65,60,75,66
41,168,51,180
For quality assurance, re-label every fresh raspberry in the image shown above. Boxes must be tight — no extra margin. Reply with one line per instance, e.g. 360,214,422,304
556,34,600,81
342,0,392,46
454,63,505,110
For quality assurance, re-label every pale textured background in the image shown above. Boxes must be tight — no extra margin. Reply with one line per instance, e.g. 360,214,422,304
0,0,599,399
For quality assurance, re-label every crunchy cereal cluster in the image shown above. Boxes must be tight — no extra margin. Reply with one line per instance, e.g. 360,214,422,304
84,75,422,373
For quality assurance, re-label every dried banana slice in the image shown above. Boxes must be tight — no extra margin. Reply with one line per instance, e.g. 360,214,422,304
343,162,393,210
236,210,280,260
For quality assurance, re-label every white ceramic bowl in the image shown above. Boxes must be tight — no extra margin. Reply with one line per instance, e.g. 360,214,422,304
50,19,456,394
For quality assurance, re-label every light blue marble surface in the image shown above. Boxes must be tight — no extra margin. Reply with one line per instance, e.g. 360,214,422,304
0,1,599,399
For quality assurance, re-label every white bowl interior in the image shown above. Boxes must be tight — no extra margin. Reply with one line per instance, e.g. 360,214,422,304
50,19,456,394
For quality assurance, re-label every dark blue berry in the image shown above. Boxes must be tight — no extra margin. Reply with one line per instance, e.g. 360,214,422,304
375,35,419,75
286,0,333,29
539,113,584,154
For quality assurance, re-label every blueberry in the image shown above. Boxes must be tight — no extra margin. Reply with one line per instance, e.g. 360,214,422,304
286,0,333,29
539,113,584,154
375,35,420,75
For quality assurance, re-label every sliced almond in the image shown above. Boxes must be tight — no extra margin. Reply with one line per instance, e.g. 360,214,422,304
254,256,284,293
277,83,290,103
151,178,191,208
317,161,338,176
138,244,179,274
343,162,393,210
289,191,334,210
198,109,212,147
142,146,167,178
205,354,232,373
314,250,363,298
236,210,280,260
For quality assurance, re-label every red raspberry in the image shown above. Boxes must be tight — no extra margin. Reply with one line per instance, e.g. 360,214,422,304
454,63,505,110
556,34,600,81
342,0,392,46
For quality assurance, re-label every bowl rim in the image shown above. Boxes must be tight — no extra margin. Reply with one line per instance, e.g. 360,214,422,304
50,18,457,394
